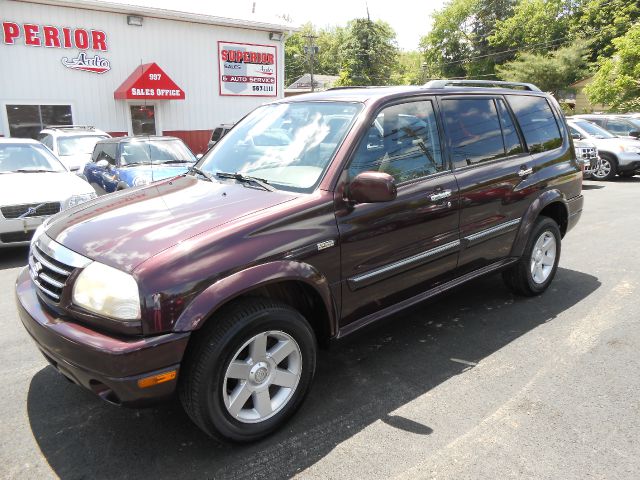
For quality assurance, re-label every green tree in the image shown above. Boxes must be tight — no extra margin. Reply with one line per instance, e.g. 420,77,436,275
420,0,516,79
585,23,640,112
571,0,640,63
284,23,313,86
390,51,425,85
315,26,346,76
336,18,399,86
496,40,589,96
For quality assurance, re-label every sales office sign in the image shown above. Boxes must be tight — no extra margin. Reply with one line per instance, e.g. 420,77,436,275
219,41,277,97
2,21,111,74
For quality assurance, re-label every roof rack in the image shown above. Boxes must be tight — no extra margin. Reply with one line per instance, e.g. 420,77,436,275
327,86,392,91
44,125,96,130
423,79,540,91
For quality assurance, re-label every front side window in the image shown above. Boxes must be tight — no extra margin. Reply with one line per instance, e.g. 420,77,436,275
605,119,634,135
199,101,362,192
441,98,506,168
348,100,444,183
507,95,562,153
0,143,66,173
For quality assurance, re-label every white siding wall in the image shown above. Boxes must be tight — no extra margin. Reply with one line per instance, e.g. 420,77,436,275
0,1,285,136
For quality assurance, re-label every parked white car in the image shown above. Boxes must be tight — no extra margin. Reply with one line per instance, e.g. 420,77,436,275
573,139,600,179
37,125,110,174
567,119,640,180
0,138,97,247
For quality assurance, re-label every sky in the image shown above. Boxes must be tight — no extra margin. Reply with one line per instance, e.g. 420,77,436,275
105,0,446,50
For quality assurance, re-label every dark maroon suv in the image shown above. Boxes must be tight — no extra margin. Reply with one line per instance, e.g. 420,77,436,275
16,80,583,442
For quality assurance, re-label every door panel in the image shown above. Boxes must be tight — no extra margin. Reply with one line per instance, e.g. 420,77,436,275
336,99,460,326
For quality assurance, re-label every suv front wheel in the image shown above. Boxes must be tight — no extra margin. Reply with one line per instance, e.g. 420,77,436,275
179,298,317,442
503,216,561,296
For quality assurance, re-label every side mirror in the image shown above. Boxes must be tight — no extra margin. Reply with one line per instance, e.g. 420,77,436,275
628,130,640,139
96,159,110,169
571,132,582,140
348,171,397,204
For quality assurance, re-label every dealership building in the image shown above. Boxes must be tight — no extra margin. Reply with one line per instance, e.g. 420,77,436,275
1,0,289,153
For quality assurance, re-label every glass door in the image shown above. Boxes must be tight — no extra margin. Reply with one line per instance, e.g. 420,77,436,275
130,105,157,135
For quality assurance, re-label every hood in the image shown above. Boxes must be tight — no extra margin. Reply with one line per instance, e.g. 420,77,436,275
59,153,92,172
118,164,194,183
44,175,297,272
0,172,94,207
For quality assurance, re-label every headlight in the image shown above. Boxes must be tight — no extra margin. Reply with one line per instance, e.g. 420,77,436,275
65,192,97,209
72,261,141,320
133,176,149,187
620,145,640,154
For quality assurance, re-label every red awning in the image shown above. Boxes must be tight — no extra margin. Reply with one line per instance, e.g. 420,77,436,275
114,63,185,100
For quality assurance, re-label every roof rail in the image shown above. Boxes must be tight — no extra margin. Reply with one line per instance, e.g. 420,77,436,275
424,79,541,91
44,125,96,130
327,85,391,91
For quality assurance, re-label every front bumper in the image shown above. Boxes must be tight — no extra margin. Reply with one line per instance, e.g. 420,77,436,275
15,266,190,406
0,216,46,246
567,194,584,233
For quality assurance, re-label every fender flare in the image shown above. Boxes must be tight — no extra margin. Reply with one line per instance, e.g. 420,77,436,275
510,189,568,258
172,260,338,335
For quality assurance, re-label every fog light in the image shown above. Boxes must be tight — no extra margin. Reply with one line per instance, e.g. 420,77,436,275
137,370,177,388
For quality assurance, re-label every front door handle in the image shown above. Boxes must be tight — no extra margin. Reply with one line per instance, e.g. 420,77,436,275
518,167,533,177
429,189,452,202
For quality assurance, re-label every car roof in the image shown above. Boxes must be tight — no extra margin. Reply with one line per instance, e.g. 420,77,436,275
40,125,108,136
0,137,41,145
96,135,182,144
276,84,549,105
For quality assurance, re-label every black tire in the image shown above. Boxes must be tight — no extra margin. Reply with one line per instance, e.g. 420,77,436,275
502,216,561,296
179,297,317,443
619,171,636,178
592,153,617,181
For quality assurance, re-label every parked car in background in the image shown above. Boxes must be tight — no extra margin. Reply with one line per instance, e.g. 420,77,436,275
573,114,640,140
207,123,234,150
16,80,583,442
84,136,197,195
567,119,640,179
573,139,600,179
37,125,111,174
0,138,96,247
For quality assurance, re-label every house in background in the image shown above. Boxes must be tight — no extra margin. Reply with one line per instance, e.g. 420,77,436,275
285,74,339,97
571,77,607,113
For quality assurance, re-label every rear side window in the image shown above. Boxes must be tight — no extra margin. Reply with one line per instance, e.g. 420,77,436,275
507,95,562,153
441,98,506,168
496,99,523,156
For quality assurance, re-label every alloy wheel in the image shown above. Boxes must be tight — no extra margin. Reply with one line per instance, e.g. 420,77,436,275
530,231,556,284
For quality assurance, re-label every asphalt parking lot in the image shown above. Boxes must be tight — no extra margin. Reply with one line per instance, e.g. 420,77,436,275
1,177,639,479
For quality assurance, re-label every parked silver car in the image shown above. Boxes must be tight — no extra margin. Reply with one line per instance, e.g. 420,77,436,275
573,139,600,179
567,119,640,180
573,114,640,141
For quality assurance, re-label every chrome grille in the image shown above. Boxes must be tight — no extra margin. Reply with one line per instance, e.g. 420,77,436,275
29,244,72,301
576,147,597,160
28,234,91,303
1,202,61,219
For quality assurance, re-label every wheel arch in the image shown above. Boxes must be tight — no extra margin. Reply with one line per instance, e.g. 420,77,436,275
511,189,568,258
173,261,338,346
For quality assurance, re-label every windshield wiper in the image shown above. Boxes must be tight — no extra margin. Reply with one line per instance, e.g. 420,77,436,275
215,171,275,192
188,165,213,182
160,159,192,164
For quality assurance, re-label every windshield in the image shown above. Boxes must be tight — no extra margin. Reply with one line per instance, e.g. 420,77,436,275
0,143,66,173
58,135,109,155
120,139,197,166
198,101,362,192
572,120,616,139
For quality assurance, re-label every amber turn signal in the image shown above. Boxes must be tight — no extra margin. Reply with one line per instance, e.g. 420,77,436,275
137,370,177,388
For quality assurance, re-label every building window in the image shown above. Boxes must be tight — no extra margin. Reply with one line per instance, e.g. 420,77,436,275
130,105,157,135
6,105,72,139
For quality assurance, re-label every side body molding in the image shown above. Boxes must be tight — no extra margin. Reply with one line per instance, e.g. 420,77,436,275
510,189,568,258
172,261,337,334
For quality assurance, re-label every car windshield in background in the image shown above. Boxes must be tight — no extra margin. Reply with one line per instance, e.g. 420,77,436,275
58,135,109,156
0,143,66,173
120,139,197,166
199,102,362,193
574,120,616,139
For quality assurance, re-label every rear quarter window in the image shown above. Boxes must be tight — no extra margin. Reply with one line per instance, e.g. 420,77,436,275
507,95,562,153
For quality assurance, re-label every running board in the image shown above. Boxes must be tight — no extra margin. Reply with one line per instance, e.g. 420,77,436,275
336,257,519,339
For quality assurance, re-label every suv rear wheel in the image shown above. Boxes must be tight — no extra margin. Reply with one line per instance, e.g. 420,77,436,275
502,216,561,296
179,298,317,442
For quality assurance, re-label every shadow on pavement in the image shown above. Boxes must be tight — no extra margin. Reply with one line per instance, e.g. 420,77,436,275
581,184,605,190
0,246,29,270
27,267,600,479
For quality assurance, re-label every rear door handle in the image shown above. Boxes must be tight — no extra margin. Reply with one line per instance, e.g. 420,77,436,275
518,167,533,177
429,189,452,202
